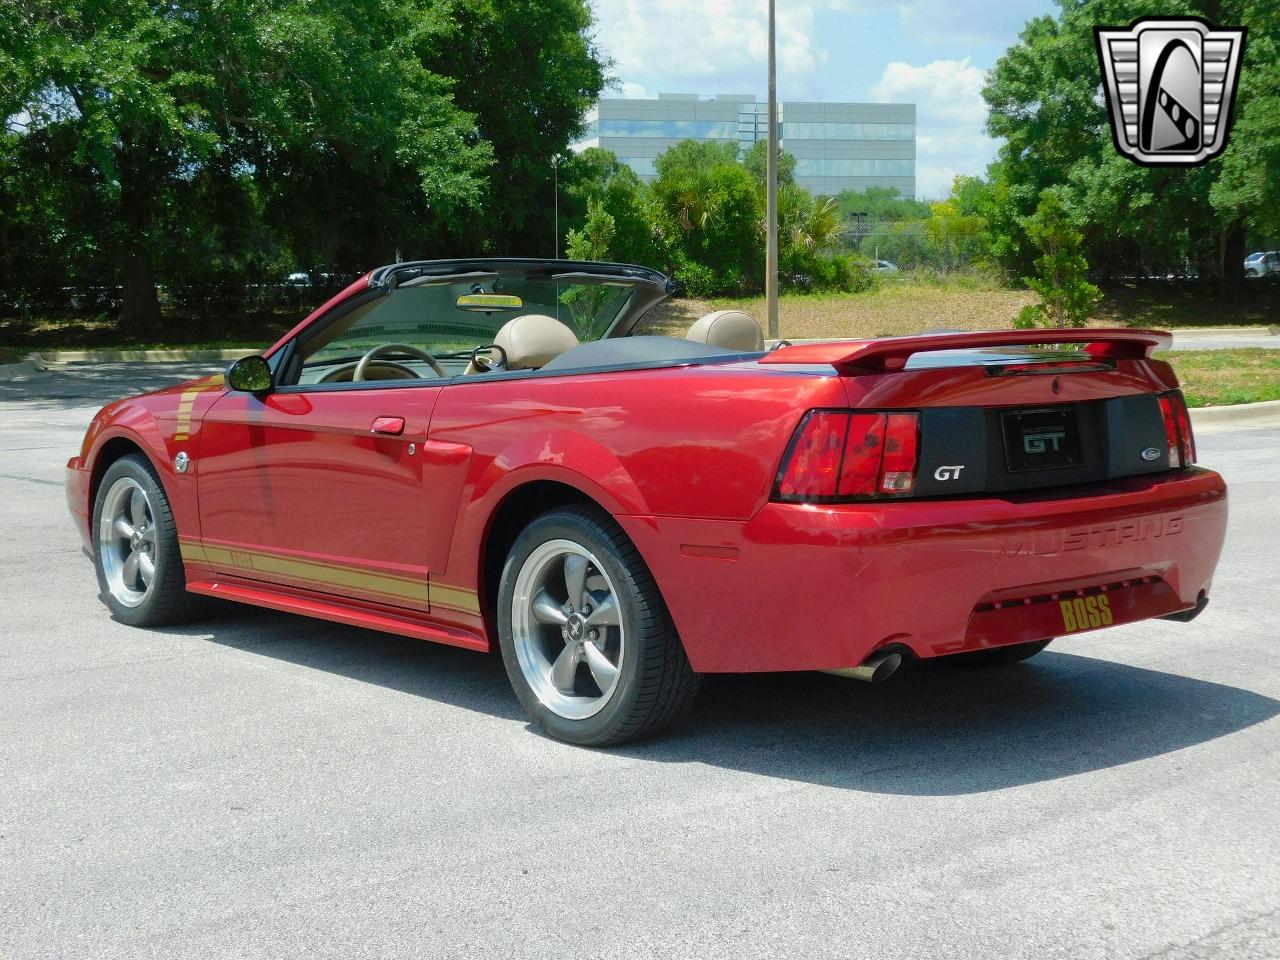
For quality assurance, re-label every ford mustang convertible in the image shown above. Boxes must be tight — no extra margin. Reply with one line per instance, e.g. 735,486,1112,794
66,259,1228,744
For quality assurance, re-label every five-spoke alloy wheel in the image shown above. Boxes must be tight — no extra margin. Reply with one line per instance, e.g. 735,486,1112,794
511,540,625,720
498,506,700,746
91,453,204,626
99,476,158,608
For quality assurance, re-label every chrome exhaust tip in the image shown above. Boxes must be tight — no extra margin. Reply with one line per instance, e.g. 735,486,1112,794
823,650,903,683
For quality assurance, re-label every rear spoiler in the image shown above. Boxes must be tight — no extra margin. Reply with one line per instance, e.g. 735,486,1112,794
757,328,1174,373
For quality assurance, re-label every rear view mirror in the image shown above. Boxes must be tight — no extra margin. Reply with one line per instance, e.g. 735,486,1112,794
226,355,272,393
456,293,523,313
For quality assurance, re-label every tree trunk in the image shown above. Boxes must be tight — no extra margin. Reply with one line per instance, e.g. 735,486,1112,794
1221,220,1246,291
116,144,164,337
120,246,163,335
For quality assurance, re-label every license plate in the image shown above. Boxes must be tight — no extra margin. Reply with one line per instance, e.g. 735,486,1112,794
1001,408,1084,472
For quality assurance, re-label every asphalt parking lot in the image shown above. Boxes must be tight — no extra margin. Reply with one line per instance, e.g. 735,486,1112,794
2,364,1278,960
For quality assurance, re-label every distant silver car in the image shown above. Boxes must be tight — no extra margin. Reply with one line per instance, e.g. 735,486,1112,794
1245,251,1279,277
872,260,899,275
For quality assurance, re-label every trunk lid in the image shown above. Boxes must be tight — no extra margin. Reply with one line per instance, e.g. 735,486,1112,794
763,329,1191,500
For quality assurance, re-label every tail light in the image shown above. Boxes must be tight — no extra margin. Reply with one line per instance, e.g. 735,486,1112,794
775,410,920,502
1157,390,1196,468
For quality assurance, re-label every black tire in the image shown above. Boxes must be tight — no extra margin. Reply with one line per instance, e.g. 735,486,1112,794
497,505,701,746
91,453,207,627
937,638,1053,669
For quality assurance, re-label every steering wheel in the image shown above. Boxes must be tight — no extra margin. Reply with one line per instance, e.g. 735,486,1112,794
353,343,447,381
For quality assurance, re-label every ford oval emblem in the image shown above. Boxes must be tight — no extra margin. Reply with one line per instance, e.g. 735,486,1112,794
1140,447,1161,462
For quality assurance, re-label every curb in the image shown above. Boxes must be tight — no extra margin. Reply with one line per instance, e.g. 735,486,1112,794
35,348,257,363
1169,326,1277,338
1191,398,1280,428
0,355,42,381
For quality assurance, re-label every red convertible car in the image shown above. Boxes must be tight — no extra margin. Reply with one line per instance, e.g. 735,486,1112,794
66,259,1228,744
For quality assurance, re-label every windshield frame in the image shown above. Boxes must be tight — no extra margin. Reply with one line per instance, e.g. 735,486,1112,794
367,259,675,340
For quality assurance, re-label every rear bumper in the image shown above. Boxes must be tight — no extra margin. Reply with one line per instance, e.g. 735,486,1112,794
66,456,92,555
620,468,1228,673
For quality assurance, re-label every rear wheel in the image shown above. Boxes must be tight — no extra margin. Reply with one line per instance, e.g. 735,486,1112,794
939,639,1053,669
92,454,205,627
497,505,700,746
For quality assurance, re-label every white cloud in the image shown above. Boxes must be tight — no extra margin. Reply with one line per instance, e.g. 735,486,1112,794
591,0,828,99
870,57,996,199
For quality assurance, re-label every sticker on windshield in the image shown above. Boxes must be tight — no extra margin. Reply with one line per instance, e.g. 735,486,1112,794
456,293,524,312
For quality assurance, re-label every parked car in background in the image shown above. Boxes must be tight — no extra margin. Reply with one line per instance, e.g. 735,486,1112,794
285,271,312,288
66,259,1227,745
872,260,899,274
1244,252,1280,277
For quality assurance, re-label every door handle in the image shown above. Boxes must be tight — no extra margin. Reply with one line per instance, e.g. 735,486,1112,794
370,417,406,436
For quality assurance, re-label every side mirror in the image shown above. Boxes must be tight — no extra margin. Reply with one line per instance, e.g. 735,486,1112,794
226,355,273,393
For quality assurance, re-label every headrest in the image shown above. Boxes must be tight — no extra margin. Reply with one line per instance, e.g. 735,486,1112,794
686,310,765,352
494,314,581,370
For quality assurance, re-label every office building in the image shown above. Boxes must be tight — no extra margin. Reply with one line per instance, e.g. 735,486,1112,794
574,93,916,197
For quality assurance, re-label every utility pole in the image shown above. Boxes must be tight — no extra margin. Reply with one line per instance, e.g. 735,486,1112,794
765,0,780,339
552,154,561,259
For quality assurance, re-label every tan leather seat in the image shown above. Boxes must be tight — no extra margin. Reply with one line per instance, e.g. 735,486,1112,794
686,310,764,352
494,313,581,370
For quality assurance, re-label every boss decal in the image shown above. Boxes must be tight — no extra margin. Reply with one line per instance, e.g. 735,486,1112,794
1060,594,1114,632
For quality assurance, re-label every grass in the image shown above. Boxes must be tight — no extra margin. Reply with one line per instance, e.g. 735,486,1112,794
641,275,1280,342
0,345,24,363
1162,349,1280,407
1095,282,1280,328
0,305,298,354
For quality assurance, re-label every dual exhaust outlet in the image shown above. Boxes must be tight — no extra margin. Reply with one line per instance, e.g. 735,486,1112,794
823,650,903,684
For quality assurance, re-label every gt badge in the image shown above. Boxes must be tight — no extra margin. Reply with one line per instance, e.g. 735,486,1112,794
933,465,965,481
1095,18,1246,167
1060,594,1114,633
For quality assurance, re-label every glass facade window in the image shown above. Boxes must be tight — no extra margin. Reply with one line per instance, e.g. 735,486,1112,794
590,119,739,139
617,157,656,176
794,158,914,177
781,122,915,141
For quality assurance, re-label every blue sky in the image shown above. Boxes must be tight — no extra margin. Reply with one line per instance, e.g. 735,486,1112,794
589,0,1059,198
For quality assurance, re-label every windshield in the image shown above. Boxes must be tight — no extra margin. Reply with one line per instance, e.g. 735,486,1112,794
293,272,645,383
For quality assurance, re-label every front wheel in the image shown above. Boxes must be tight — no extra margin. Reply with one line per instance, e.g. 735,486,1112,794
497,505,700,746
92,453,205,627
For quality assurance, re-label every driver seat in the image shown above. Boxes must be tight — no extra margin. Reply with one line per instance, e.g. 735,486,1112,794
466,314,581,374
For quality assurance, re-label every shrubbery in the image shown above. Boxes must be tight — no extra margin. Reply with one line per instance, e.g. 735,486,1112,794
563,143,876,298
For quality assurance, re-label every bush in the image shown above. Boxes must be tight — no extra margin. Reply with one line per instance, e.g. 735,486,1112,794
672,259,723,299
1020,189,1101,329
782,248,876,294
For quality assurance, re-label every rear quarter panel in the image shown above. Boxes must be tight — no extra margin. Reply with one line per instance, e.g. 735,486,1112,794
427,362,849,611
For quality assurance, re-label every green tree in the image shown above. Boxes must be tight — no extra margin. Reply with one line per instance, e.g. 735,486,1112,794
1018,189,1101,329
1212,2,1280,244
780,187,842,252
646,141,761,296
560,147,658,267
837,185,931,222
982,0,1278,286
434,0,606,254
561,198,617,337
0,0,606,331
741,139,796,189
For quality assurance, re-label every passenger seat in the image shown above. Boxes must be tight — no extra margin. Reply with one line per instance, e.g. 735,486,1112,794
686,310,765,353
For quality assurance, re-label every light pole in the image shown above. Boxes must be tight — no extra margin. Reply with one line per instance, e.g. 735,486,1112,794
765,0,780,339
552,154,562,259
